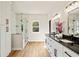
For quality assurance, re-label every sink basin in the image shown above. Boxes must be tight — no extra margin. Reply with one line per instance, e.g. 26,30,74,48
60,39,74,43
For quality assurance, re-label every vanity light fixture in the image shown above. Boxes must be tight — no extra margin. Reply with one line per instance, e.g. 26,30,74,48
65,1,79,13
65,1,77,9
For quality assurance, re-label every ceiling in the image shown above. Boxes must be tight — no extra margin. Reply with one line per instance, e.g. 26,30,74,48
13,1,70,14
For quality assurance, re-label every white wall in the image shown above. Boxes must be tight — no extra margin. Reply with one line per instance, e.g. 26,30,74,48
0,2,12,57
11,11,16,34
25,14,49,41
0,2,1,56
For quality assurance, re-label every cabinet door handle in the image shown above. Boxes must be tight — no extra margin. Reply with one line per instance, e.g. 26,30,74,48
50,40,52,41
65,52,72,57
50,45,52,47
54,49,57,57
48,43,49,45
45,40,47,43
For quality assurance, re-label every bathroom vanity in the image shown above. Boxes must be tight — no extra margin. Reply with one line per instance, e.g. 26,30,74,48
46,2,79,57
45,34,79,57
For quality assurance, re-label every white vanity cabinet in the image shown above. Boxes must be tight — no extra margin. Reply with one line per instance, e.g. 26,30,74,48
62,45,79,57
46,37,54,57
46,36,63,57
46,36,79,57
54,41,63,57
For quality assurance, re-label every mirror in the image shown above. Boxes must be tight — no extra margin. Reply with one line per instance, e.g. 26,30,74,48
52,14,63,34
68,8,79,37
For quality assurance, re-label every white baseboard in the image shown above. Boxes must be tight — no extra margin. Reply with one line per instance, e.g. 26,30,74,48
28,39,45,42
12,48,23,50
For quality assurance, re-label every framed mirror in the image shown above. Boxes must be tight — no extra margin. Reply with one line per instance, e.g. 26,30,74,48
68,8,79,37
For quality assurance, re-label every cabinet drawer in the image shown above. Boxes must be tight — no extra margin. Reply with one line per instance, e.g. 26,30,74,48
63,46,79,57
47,47,54,57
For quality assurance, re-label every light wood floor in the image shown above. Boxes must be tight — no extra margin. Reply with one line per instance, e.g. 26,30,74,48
8,42,50,57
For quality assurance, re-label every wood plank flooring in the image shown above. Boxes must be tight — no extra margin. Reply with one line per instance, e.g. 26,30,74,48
8,42,50,57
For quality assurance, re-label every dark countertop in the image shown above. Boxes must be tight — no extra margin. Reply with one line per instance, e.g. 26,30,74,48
46,34,79,55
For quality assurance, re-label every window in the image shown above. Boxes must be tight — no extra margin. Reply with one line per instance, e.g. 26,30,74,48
32,21,39,32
